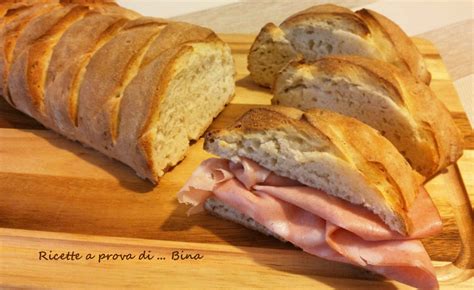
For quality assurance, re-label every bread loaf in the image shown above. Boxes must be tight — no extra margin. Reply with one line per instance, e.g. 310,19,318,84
1,1,235,183
204,106,423,235
273,55,463,177
248,4,430,88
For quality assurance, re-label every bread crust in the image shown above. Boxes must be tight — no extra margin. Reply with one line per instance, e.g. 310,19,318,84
0,0,54,18
44,14,129,138
356,9,431,84
274,55,463,177
76,19,167,147
8,5,76,116
205,106,424,235
0,2,60,104
281,4,370,37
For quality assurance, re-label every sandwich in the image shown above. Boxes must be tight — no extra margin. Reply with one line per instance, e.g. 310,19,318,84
178,106,442,289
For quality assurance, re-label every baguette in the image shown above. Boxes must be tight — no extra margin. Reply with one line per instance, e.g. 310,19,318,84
248,4,430,88
204,106,422,235
273,55,463,177
2,2,235,183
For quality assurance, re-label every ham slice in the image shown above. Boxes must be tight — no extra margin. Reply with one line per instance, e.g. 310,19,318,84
178,157,442,289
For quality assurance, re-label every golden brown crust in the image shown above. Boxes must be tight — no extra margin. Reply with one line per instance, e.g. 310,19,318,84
140,21,215,68
333,55,462,172
44,13,128,139
356,9,431,84
27,5,90,114
0,2,60,105
76,18,166,149
8,5,76,116
304,109,417,215
281,4,370,37
205,106,422,234
0,0,53,18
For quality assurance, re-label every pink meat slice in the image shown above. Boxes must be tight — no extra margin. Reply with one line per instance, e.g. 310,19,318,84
178,157,441,289
253,184,442,240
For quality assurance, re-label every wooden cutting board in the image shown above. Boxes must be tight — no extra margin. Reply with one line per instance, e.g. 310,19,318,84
0,34,473,289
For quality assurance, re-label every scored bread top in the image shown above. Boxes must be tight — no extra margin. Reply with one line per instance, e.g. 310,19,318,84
298,4,430,83
273,55,463,177
281,4,371,37
356,9,431,85
0,0,53,18
0,2,60,103
204,106,424,235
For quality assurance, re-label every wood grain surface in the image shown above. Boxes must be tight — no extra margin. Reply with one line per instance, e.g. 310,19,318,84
0,35,473,289
2,227,473,289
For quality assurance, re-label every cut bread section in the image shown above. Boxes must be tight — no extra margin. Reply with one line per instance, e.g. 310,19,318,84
121,39,235,180
248,4,430,88
80,38,235,181
204,107,423,235
247,23,298,88
273,56,463,177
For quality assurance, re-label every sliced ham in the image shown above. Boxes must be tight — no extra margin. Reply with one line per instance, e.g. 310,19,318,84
253,185,442,240
178,157,442,289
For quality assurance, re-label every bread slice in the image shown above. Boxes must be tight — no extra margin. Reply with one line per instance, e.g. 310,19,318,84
204,106,424,236
114,37,235,181
248,4,430,88
3,3,235,183
273,56,463,177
